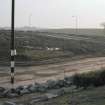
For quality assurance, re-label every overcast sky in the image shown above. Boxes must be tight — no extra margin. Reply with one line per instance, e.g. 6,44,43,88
0,0,105,28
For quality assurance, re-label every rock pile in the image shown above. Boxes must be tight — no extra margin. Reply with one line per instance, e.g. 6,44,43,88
3,86,75,105
3,87,76,105
3,101,16,105
1,76,72,98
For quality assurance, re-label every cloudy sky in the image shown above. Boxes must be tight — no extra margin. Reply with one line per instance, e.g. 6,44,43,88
0,0,105,28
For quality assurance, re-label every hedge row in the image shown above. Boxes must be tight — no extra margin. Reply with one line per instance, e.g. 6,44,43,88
72,69,105,89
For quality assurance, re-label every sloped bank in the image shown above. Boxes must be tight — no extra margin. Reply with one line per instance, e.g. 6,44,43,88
1,76,73,105
2,69,105,105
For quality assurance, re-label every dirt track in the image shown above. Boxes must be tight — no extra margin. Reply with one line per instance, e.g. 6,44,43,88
1,57,105,88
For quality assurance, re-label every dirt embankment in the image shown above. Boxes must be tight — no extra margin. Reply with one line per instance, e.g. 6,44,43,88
0,57,105,88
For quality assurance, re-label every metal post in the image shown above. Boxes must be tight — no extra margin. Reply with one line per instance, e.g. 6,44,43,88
29,14,32,27
75,16,78,35
72,16,78,35
11,0,15,86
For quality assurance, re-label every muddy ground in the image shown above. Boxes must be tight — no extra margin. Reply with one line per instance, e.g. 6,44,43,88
0,57,105,88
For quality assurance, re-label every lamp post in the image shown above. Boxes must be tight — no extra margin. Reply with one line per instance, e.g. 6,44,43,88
72,16,78,35
11,0,16,88
29,14,32,27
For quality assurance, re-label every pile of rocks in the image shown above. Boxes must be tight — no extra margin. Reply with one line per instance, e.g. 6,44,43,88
3,86,76,105
3,88,66,105
0,76,73,98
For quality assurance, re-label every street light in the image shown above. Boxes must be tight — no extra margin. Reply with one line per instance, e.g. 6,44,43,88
72,16,78,35
29,14,32,27
10,0,16,88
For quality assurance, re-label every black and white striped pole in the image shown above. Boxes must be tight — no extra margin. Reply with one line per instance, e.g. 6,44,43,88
11,0,16,88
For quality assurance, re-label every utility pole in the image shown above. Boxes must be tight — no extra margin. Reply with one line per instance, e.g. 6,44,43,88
72,16,78,35
29,14,32,27
11,0,16,88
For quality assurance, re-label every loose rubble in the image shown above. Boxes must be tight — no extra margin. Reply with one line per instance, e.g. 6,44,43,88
2,87,75,105
0,76,73,98
1,76,73,105
3,101,16,105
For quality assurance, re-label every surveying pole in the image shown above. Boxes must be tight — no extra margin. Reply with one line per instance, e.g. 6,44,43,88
11,0,16,87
